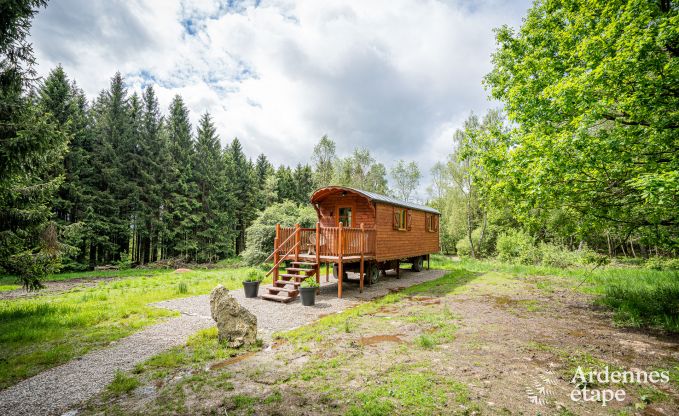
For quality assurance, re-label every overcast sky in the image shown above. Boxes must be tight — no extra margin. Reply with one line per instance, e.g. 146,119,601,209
30,0,531,200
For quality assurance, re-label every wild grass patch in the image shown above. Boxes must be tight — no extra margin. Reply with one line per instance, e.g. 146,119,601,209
432,254,679,333
0,266,265,389
107,370,140,396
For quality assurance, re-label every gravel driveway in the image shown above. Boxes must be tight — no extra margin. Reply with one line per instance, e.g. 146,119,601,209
0,268,446,416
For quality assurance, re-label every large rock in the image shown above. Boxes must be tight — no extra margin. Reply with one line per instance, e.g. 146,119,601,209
210,285,257,347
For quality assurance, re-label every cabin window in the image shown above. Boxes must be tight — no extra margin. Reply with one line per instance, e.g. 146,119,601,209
426,213,439,232
393,208,408,231
338,207,352,227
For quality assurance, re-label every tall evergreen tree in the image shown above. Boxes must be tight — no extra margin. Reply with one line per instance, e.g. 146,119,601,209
227,138,255,254
192,113,234,261
0,0,69,289
253,153,273,210
293,163,314,204
37,66,93,269
87,73,133,264
163,95,197,259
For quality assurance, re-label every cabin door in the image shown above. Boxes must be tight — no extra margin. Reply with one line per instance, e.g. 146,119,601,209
337,206,353,227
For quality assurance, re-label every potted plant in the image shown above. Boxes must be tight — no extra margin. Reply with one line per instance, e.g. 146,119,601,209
242,270,263,298
300,277,320,306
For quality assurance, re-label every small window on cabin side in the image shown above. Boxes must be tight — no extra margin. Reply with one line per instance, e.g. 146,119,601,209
426,213,438,232
338,207,352,227
393,208,407,231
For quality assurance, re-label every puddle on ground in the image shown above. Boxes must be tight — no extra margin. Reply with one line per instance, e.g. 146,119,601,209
407,296,441,305
358,335,404,346
374,306,398,314
209,351,256,371
492,295,518,307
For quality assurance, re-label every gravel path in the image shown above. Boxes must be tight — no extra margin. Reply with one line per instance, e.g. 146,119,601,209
0,268,446,416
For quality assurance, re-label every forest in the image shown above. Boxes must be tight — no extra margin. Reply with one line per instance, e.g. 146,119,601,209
1,0,677,291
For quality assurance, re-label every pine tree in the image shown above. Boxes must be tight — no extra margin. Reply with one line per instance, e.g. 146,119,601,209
192,113,234,261
163,95,197,259
253,153,273,210
87,73,133,264
274,165,296,202
133,86,164,264
292,163,314,204
227,138,255,254
37,66,93,269
0,0,68,289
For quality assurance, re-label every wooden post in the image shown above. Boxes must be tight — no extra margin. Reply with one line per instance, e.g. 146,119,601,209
396,259,400,279
359,223,365,293
427,254,430,270
315,221,321,293
294,223,300,262
273,224,280,285
338,221,343,298
325,262,329,282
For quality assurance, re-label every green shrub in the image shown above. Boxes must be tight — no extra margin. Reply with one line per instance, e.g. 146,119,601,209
645,256,679,271
496,229,538,264
455,227,493,257
539,243,606,268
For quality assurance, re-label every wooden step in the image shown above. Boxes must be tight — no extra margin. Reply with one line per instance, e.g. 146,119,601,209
265,286,299,295
277,274,304,282
285,267,318,273
291,261,317,266
262,293,297,303
276,280,302,287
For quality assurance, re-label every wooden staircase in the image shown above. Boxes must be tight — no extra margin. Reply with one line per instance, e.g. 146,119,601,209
262,261,318,303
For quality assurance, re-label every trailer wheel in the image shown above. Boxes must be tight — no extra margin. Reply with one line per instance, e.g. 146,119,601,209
332,264,348,281
367,262,379,285
411,256,424,272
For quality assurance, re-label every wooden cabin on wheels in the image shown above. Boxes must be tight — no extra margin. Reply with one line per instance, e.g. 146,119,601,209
261,186,441,302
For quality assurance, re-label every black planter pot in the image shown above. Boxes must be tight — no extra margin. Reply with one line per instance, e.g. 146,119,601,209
300,287,317,306
242,281,260,298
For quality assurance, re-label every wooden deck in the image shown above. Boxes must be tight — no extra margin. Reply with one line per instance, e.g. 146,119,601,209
264,223,375,299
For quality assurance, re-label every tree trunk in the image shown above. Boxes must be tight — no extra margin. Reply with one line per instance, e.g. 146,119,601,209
478,211,487,257
466,197,475,259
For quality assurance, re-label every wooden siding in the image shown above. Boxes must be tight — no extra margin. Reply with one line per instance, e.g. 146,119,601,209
317,193,375,227
374,203,440,261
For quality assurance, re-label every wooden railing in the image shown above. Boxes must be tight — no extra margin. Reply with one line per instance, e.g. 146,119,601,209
274,223,376,259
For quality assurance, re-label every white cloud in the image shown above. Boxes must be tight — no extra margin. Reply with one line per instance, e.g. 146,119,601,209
30,0,530,199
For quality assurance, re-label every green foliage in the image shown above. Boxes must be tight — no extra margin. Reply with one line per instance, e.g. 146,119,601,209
484,0,679,252
0,1,68,289
455,227,494,258
107,370,140,395
390,160,421,202
243,270,263,282
177,281,188,294
645,256,679,271
333,148,389,194
311,135,336,188
602,281,679,332
242,201,317,265
496,229,538,265
300,277,319,288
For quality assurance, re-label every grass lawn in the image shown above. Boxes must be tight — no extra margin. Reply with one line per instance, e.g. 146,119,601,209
0,265,270,390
